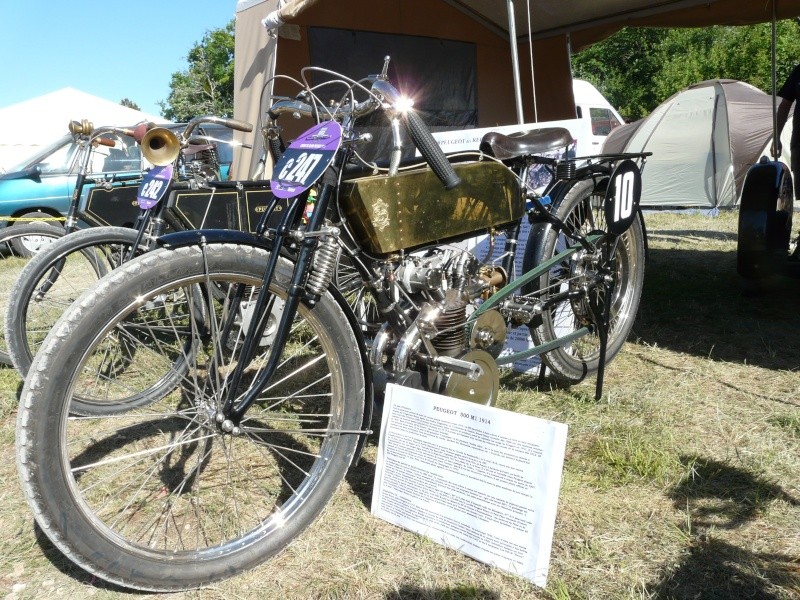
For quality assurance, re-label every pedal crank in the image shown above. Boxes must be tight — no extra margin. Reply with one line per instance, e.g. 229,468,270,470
442,349,500,406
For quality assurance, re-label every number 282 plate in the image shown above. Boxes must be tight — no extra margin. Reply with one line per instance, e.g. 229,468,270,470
137,164,173,209
270,121,342,199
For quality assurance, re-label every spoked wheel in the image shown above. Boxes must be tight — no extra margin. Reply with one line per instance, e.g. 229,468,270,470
348,285,381,336
522,179,645,383
17,244,365,592
0,222,65,365
5,226,143,377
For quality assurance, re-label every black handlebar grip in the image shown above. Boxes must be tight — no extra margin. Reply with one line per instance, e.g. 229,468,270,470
220,118,254,133
403,110,460,190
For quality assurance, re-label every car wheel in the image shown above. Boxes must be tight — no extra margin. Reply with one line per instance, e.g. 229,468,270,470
9,213,63,256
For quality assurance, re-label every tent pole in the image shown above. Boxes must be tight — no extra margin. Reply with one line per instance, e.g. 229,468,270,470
526,0,538,122
710,88,720,207
771,0,778,145
507,0,525,125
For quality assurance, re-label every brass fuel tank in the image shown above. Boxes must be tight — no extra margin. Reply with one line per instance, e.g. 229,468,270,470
339,161,523,255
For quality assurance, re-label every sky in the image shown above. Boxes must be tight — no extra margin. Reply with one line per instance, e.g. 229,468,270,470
0,1,241,118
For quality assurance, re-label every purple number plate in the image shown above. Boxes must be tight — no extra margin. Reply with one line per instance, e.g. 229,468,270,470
270,121,342,199
137,164,173,209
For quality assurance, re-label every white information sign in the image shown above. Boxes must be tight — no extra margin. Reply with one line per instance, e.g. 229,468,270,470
371,384,568,588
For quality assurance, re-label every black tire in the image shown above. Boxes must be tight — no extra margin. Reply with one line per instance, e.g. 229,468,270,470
522,179,645,383
16,244,365,592
0,222,65,365
736,162,793,280
5,226,142,377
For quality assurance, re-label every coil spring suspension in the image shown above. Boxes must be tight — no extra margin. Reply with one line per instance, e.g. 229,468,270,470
306,228,341,296
556,160,576,180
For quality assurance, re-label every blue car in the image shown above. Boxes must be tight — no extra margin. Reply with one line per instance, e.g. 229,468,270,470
0,124,235,231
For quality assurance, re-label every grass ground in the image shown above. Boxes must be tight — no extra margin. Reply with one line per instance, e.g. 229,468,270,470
0,210,798,599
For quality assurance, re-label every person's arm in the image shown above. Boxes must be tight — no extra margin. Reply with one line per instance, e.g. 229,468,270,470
774,97,792,157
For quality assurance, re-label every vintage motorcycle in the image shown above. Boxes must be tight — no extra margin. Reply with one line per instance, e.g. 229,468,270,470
16,61,647,591
0,120,143,364
4,116,258,381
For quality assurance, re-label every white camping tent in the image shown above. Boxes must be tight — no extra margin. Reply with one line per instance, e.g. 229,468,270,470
603,80,776,209
0,88,164,171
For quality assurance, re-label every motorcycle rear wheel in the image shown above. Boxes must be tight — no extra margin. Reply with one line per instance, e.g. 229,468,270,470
5,226,141,378
523,178,645,383
0,222,65,364
16,244,365,591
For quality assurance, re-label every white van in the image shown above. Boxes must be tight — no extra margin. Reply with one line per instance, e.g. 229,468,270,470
429,78,624,158
572,79,624,150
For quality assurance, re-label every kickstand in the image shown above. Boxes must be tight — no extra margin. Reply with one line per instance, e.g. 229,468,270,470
588,238,616,401
588,280,611,400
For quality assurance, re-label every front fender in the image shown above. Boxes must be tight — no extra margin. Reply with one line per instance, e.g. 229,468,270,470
157,228,274,250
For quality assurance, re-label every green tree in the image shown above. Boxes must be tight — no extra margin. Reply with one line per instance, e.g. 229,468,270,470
120,98,141,111
160,20,235,121
572,27,669,121
657,22,800,99
572,20,800,121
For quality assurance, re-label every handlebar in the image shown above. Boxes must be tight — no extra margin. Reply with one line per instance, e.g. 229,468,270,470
369,79,460,189
68,119,136,143
401,107,460,190
68,120,139,176
267,97,315,120
265,68,460,190
267,90,379,122
182,115,253,140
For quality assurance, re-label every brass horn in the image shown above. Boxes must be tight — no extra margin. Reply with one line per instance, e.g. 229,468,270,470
141,127,181,166
68,119,93,136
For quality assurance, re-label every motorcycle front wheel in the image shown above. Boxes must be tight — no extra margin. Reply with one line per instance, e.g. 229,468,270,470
523,178,646,383
16,243,365,592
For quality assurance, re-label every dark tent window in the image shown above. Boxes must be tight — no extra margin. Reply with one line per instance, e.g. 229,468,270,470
308,27,477,162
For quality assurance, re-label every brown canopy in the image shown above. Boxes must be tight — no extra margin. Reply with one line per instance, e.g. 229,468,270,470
232,0,800,179
267,0,800,48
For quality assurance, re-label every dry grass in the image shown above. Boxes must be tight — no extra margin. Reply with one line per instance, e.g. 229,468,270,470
0,210,798,599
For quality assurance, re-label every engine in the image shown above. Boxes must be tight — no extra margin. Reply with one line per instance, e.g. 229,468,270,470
369,248,508,405
183,143,221,184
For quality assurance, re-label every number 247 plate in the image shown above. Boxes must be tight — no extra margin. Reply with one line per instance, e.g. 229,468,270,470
270,121,342,199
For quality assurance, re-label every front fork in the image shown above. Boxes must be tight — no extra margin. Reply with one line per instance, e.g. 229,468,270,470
219,180,336,424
